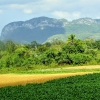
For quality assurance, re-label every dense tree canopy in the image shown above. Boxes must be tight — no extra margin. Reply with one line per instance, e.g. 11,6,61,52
0,35,100,68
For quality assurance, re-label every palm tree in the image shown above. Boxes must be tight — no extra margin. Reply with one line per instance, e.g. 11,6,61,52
68,34,75,45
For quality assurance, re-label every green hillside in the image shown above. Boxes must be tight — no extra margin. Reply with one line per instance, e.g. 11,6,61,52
46,18,100,42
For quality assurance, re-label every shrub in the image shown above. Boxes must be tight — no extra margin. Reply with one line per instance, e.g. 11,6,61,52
69,53,92,65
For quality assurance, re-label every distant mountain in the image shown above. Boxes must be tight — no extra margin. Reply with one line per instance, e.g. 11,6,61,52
0,17,67,43
0,17,100,43
46,18,100,42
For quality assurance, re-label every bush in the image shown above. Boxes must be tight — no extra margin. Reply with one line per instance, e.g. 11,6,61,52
55,51,72,65
69,53,92,65
39,50,56,65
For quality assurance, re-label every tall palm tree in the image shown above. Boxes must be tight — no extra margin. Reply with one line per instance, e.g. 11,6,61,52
68,34,75,45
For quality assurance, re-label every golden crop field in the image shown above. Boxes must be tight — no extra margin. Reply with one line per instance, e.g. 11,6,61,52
0,72,93,88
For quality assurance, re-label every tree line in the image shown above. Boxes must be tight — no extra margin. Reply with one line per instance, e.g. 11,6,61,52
0,34,100,68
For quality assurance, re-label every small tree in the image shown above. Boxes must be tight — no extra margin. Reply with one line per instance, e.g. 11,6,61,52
5,40,16,53
30,41,40,49
67,34,75,45
0,41,5,51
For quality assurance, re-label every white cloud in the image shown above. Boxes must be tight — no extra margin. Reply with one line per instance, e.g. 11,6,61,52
0,0,36,5
45,0,62,4
1,0,100,35
72,12,81,18
9,4,34,14
96,17,100,19
52,11,81,21
9,4,25,9
52,11,69,18
23,9,33,14
80,0,100,4
0,0,100,22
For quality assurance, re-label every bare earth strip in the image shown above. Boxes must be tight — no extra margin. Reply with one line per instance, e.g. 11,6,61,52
0,72,93,88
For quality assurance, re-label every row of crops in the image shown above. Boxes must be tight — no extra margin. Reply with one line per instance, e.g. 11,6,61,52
0,73,100,100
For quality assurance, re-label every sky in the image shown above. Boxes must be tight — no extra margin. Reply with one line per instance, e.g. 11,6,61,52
0,0,100,35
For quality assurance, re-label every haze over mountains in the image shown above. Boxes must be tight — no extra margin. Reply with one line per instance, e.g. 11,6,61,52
0,17,100,43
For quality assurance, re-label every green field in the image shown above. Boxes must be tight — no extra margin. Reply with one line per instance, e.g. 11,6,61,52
0,73,100,100
1,35,100,99
0,65,100,74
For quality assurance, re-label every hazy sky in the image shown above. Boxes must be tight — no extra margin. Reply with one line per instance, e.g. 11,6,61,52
0,0,100,34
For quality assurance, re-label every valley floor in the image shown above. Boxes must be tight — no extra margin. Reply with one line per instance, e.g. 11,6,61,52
0,65,100,88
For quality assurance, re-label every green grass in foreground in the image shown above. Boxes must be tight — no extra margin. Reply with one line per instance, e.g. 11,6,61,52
14,68,100,74
0,73,100,100
0,65,100,74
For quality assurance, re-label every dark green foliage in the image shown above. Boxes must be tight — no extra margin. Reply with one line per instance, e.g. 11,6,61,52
0,34,99,68
5,40,16,53
55,51,72,64
0,73,100,100
37,45,48,52
69,53,92,65
0,41,5,51
93,40,100,50
68,34,75,45
63,38,85,54
30,41,40,49
50,39,64,45
62,45,78,54
40,49,56,65
55,37,88,65
44,42,51,47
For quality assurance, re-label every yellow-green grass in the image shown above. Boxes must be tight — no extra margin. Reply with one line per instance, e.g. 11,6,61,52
0,65,100,87
0,65,100,74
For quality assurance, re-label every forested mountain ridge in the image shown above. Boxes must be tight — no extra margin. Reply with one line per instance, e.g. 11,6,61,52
1,17,100,43
0,17,67,43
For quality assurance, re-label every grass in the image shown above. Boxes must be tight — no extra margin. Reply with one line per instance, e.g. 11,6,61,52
15,68,100,74
0,65,100,74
